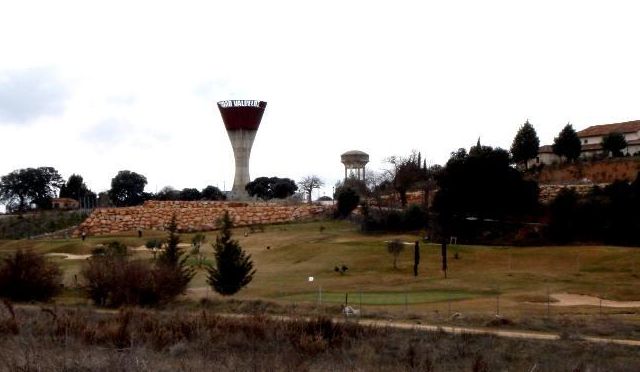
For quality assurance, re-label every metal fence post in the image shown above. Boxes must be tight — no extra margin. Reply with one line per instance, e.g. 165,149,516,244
496,285,500,316
404,292,408,312
547,286,550,318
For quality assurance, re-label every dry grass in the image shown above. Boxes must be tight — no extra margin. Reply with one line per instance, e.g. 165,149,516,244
0,303,638,371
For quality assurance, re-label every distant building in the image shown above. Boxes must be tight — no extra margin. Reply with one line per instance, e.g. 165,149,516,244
51,198,80,209
528,120,640,167
576,120,640,157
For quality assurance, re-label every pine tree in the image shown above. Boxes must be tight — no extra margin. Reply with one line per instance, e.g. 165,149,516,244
510,120,540,169
157,214,195,295
207,211,255,296
552,123,582,162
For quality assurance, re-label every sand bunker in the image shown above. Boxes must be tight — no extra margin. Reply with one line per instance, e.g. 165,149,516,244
132,243,192,251
551,293,640,308
46,253,91,260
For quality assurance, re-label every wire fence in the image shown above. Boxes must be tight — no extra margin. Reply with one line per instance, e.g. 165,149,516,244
274,285,638,320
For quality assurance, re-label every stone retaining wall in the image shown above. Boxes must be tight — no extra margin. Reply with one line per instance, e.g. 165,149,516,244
538,183,609,204
74,200,327,237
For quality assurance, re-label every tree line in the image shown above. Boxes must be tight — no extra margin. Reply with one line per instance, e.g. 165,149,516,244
330,121,638,246
0,166,328,213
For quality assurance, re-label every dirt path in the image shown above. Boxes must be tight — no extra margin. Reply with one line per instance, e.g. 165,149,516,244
551,293,640,308
353,318,640,347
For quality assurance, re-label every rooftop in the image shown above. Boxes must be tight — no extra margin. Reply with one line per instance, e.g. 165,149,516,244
577,120,640,137
341,150,369,156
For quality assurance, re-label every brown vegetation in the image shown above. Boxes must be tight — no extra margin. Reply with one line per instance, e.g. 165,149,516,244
528,157,639,184
0,303,638,371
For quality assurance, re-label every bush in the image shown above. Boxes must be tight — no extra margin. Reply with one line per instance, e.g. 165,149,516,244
387,239,405,269
0,249,62,302
359,203,428,233
403,204,428,231
335,187,360,218
81,238,192,307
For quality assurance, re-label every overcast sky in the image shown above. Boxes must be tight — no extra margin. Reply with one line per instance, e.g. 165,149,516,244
2,0,640,210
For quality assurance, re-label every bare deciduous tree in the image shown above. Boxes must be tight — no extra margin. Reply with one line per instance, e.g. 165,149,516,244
298,175,324,203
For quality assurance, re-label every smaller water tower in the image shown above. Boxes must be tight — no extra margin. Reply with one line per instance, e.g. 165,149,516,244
341,150,369,182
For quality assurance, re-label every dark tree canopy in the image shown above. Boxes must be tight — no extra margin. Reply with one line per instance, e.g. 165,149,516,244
108,170,148,207
552,124,582,162
206,211,255,296
245,177,297,200
510,120,540,168
179,188,202,201
335,186,360,218
201,185,226,201
600,132,627,157
155,186,180,201
386,151,428,207
336,176,369,198
433,142,539,222
59,174,96,203
0,167,64,211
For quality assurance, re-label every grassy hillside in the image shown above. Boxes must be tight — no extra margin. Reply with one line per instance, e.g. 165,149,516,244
0,210,90,239
2,220,639,319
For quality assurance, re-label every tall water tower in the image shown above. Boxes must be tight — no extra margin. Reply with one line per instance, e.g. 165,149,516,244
341,150,369,182
217,100,267,199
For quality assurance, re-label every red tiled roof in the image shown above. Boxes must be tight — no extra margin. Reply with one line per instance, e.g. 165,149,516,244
577,120,640,137
538,145,553,153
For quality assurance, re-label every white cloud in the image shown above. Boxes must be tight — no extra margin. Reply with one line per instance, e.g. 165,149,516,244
0,67,69,125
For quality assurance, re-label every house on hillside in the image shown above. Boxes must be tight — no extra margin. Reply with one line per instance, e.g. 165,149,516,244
528,120,640,167
51,198,80,209
577,120,640,157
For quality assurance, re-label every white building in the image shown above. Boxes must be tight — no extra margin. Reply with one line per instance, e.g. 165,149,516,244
576,120,640,157
528,120,640,167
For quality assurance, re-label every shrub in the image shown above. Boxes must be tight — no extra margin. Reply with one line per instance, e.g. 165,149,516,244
403,204,428,231
82,254,184,307
82,235,193,307
387,239,405,269
335,187,360,218
145,238,163,259
0,249,62,302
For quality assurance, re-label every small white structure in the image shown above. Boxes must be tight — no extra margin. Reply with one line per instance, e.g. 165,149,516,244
342,305,360,317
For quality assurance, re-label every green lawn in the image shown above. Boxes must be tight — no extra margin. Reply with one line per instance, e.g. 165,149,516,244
276,289,481,305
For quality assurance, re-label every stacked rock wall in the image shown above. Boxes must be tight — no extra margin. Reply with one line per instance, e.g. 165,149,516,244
74,201,327,236
538,183,609,204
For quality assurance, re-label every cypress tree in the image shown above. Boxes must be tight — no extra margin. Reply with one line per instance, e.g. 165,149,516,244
157,214,195,295
552,123,582,162
510,120,540,168
207,211,255,295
